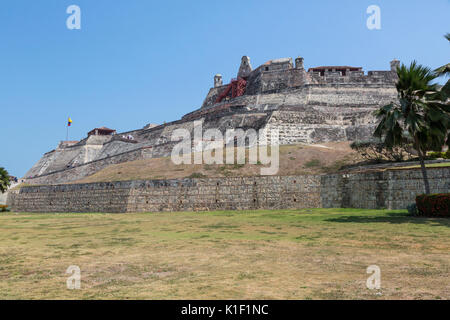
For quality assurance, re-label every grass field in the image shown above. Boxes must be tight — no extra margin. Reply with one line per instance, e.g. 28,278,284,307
390,162,450,170
0,209,449,300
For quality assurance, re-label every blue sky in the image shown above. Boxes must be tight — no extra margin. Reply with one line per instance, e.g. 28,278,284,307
0,0,449,177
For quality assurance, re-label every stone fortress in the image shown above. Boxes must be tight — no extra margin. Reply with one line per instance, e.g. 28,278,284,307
24,56,400,185
10,55,450,212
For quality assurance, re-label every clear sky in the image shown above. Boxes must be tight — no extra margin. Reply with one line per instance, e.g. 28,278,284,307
1,0,449,177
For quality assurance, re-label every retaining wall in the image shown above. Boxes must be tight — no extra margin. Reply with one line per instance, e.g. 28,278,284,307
8,167,450,213
8,175,321,213
321,167,450,209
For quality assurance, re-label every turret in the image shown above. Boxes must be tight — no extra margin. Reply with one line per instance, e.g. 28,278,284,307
295,56,304,69
390,59,400,72
237,56,252,78
214,74,223,88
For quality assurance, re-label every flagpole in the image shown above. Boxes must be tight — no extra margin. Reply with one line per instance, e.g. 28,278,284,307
66,117,72,142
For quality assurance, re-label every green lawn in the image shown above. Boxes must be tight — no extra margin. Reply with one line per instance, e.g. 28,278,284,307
0,208,449,299
390,162,450,170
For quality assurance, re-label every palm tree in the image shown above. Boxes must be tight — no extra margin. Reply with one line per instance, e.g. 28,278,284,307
434,33,450,77
0,167,10,194
374,61,450,194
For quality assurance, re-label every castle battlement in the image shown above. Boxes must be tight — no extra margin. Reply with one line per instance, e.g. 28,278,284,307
23,55,400,185
201,56,398,109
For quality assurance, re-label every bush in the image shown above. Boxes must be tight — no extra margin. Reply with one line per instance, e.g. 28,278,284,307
415,194,450,217
406,203,418,216
427,151,450,159
304,159,321,168
350,139,414,162
0,205,9,212
187,172,206,179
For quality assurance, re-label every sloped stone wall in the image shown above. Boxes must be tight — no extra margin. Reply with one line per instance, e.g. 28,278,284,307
24,147,151,185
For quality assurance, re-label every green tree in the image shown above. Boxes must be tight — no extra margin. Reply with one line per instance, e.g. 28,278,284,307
374,61,450,194
0,167,11,194
434,33,450,77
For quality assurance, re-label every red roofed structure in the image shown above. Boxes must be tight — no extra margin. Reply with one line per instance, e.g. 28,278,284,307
88,127,116,136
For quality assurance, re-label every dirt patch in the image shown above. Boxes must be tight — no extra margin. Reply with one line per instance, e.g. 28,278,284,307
72,142,362,183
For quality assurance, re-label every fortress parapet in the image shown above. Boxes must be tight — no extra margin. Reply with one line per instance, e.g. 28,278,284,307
24,54,400,185
204,56,398,109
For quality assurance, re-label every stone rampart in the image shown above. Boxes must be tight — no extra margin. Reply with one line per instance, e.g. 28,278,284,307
9,175,321,213
8,167,450,213
321,167,450,209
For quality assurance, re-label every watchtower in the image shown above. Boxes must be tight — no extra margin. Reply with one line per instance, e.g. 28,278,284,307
214,74,223,88
295,56,304,69
390,59,400,72
237,56,252,78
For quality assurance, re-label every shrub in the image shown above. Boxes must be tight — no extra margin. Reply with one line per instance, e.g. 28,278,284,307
187,172,206,179
0,205,9,212
406,203,418,216
350,139,414,162
415,193,450,217
304,159,321,168
427,151,450,159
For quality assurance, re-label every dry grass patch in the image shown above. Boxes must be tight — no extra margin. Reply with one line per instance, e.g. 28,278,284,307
0,208,448,299
71,142,360,183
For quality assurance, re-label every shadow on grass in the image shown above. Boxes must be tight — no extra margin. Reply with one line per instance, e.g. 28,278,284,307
325,211,450,227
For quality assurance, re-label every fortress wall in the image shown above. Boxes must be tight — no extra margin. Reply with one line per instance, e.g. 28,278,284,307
24,146,86,178
25,69,399,185
310,70,397,85
9,176,322,213
7,183,132,213
127,176,321,212
305,85,397,107
24,147,150,185
95,140,143,160
0,192,7,205
259,84,397,144
264,106,378,144
9,167,450,213
258,68,309,93
321,167,450,209
25,135,114,178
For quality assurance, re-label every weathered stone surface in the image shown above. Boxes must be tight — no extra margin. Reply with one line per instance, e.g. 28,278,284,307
8,175,322,213
24,56,399,185
321,167,450,209
9,167,450,213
